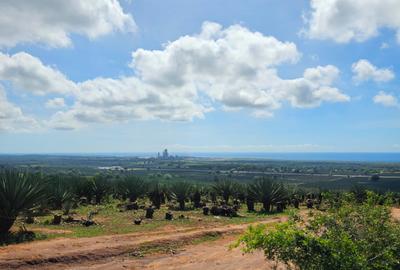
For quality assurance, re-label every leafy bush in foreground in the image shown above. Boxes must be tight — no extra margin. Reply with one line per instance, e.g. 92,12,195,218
235,192,400,270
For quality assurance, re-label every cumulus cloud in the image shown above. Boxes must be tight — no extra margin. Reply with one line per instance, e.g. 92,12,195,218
0,86,39,132
45,98,66,109
305,0,400,43
352,60,395,83
0,52,77,95
1,22,349,131
0,0,136,48
373,91,399,108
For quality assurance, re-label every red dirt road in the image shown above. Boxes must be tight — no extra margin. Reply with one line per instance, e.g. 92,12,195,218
0,216,286,270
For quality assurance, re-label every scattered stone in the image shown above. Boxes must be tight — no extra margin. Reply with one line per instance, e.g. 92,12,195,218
52,214,62,225
125,202,139,211
306,199,314,209
82,219,95,227
165,212,173,220
25,216,34,224
145,207,154,219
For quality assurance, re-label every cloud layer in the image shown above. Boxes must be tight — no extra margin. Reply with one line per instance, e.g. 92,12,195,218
352,60,395,83
306,0,400,43
0,52,77,95
373,91,399,108
0,0,136,48
0,22,350,131
0,86,38,132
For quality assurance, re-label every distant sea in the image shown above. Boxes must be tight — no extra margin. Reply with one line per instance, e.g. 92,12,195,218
176,152,400,163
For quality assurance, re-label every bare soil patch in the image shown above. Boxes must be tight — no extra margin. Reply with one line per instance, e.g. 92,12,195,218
0,216,286,270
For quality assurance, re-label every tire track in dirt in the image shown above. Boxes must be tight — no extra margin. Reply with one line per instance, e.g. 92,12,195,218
0,216,286,270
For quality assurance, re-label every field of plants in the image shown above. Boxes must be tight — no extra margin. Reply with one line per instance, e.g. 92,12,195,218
1,162,400,270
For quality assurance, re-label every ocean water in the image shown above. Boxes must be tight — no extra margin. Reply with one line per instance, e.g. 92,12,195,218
173,152,400,163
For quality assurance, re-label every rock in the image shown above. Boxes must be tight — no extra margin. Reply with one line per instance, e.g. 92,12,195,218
25,216,35,224
306,199,314,209
145,207,154,219
165,212,173,220
126,202,139,211
82,220,95,227
52,214,62,225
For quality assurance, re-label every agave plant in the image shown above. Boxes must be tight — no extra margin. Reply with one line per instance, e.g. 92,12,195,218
192,185,205,208
147,181,166,209
169,181,192,210
47,175,75,209
0,170,47,234
91,175,112,204
118,176,147,202
248,178,287,212
212,179,237,203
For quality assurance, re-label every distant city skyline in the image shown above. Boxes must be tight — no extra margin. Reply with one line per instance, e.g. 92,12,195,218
0,0,399,153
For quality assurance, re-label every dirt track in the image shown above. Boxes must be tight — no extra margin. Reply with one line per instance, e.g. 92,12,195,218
0,216,286,270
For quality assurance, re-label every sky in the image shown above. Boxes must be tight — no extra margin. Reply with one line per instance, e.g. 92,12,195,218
0,0,399,153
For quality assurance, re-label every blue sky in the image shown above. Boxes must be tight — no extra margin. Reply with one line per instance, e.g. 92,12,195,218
0,0,399,153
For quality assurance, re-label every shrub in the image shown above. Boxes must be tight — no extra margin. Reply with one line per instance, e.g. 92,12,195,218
0,170,47,234
235,192,400,270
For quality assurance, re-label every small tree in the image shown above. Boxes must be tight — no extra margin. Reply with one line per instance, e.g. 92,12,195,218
235,192,400,270
370,174,380,182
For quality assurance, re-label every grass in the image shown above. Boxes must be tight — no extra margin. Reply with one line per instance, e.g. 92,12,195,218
12,199,289,241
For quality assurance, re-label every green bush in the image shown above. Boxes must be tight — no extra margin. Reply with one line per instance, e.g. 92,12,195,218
235,192,400,270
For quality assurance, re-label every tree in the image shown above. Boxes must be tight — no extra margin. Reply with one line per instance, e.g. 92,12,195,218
247,178,286,212
169,181,192,210
0,170,47,234
235,192,400,270
370,174,380,182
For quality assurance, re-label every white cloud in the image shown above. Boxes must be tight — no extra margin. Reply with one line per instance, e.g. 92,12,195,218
306,0,400,43
373,91,399,107
0,86,39,132
1,22,349,131
352,60,394,83
0,0,136,48
0,52,77,95
380,42,390,49
45,98,66,109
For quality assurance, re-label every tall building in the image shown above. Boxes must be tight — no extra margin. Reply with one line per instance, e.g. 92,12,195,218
162,149,169,159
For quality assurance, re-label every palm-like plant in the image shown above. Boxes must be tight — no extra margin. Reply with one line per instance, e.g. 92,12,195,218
0,170,47,234
248,178,287,212
147,181,166,209
169,181,192,210
212,179,237,203
91,175,112,204
118,176,147,202
47,176,75,209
